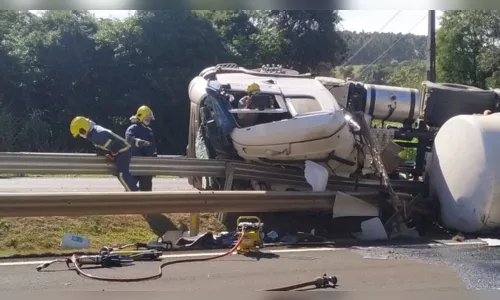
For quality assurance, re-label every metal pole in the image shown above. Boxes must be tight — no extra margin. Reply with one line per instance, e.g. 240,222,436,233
189,213,200,236
427,10,436,82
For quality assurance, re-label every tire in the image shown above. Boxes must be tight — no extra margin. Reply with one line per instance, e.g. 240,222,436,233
438,83,483,91
425,81,484,91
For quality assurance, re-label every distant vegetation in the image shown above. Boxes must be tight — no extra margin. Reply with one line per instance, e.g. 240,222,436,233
335,30,428,89
0,10,495,154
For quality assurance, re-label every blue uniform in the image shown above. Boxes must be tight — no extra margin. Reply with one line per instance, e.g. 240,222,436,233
125,123,157,157
125,123,157,191
86,125,138,192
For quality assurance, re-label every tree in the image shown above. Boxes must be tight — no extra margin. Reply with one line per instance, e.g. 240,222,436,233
0,10,445,154
259,10,347,73
15,10,103,151
341,65,354,79
386,60,427,89
196,10,260,66
341,31,427,65
119,10,229,154
436,10,500,88
357,64,390,84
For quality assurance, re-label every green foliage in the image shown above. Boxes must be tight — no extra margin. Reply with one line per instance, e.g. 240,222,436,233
341,31,427,65
0,10,353,154
385,60,427,89
341,60,427,89
0,10,436,154
436,10,500,89
261,10,347,72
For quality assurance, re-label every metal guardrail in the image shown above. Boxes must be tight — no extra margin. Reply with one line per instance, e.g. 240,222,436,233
0,191,338,217
0,152,422,193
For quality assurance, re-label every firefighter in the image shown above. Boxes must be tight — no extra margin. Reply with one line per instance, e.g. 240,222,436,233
238,82,261,110
233,83,274,126
70,115,171,237
69,116,149,191
126,105,157,191
125,106,174,237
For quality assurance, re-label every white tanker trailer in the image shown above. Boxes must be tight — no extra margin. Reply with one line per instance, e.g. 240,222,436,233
186,63,500,234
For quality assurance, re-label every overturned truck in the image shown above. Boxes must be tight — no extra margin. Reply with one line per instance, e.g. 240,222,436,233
186,63,500,234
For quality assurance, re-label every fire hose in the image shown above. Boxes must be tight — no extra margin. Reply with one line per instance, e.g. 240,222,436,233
35,229,338,290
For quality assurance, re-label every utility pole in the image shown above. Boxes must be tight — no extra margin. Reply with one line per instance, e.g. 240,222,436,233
427,10,436,82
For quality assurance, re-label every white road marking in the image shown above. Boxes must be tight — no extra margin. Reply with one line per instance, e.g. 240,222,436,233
478,238,500,247
0,240,488,267
0,247,344,267
433,240,486,246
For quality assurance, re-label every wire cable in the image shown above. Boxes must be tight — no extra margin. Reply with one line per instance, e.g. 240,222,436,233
359,13,428,77
342,10,403,67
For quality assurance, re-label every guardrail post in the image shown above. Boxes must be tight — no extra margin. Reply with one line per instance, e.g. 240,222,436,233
189,213,200,237
217,163,235,223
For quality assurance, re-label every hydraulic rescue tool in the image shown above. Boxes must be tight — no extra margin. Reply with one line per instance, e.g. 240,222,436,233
35,227,338,291
36,228,248,282
265,274,338,291
235,216,263,254
36,253,133,271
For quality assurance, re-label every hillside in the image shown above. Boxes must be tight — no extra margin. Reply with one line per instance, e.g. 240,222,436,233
341,31,427,66
332,31,428,88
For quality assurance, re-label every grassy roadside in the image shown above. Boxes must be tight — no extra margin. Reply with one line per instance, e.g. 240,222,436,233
0,174,187,256
0,214,226,257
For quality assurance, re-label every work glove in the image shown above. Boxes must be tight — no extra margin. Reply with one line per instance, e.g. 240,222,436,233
138,140,151,147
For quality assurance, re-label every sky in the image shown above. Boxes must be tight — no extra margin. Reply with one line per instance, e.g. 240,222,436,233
85,10,444,36
30,10,444,36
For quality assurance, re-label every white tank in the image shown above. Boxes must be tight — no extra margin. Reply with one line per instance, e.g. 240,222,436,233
429,113,500,233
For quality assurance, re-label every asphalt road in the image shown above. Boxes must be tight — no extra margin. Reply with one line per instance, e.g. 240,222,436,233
1,177,500,291
0,246,469,291
0,177,194,192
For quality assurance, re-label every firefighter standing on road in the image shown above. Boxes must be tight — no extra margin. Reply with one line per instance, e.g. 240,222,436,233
69,116,149,191
125,105,158,191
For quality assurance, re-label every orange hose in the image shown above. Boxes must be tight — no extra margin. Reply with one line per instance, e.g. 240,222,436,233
71,232,245,282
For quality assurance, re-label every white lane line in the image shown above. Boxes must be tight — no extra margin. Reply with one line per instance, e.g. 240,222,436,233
432,241,487,246
0,240,488,267
0,247,344,267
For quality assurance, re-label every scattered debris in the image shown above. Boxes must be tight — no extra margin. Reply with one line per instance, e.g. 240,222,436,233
452,232,465,242
332,191,379,219
304,160,329,191
353,217,389,241
160,230,190,249
266,231,279,242
390,223,420,239
60,233,90,250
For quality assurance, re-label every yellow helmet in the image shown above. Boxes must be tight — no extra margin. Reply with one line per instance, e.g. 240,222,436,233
70,116,90,138
136,105,155,122
246,83,261,95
